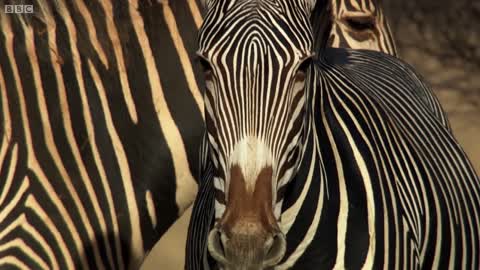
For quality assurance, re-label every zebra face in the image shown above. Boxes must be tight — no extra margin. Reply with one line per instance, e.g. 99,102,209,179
328,0,397,56
198,0,315,268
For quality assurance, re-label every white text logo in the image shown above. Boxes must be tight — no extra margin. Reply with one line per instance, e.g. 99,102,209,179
5,5,34,14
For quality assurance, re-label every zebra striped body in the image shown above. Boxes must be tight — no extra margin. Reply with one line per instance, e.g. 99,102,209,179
187,47,480,270
310,0,450,132
186,0,480,269
0,0,451,268
281,49,479,269
0,0,203,268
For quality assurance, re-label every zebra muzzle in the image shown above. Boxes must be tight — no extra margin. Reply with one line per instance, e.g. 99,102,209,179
208,225,286,270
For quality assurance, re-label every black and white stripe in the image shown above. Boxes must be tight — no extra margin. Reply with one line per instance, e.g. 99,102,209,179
0,0,455,268
0,0,204,268
328,0,397,56
186,0,480,269
278,48,479,269
187,46,480,270
197,0,315,223
320,0,451,130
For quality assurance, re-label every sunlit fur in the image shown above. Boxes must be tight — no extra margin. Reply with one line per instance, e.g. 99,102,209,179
0,0,204,268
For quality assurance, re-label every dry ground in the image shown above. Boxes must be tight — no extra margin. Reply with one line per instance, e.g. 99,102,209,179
140,51,480,270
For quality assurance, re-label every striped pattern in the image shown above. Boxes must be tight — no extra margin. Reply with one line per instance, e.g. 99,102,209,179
321,0,451,130
197,0,314,223
187,47,480,270
0,0,457,268
328,0,397,56
277,49,479,269
198,0,447,224
186,0,480,269
186,134,216,269
0,0,203,268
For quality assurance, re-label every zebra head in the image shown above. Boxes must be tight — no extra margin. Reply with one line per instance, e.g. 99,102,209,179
329,0,397,55
198,0,316,268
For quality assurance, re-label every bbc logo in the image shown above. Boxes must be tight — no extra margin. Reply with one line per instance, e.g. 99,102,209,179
5,5,34,14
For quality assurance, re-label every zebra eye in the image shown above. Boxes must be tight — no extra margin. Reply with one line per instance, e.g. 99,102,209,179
200,58,212,72
345,16,375,31
198,56,213,78
295,57,312,81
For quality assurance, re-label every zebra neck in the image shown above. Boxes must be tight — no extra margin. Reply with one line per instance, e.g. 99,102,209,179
279,70,327,233
279,124,326,227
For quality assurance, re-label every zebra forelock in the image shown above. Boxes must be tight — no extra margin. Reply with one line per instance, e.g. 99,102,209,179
198,0,317,215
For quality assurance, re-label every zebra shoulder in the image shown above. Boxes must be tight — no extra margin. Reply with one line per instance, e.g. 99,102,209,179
320,48,451,131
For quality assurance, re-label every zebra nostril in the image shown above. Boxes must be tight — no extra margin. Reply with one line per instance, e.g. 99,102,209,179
207,227,229,265
263,232,287,267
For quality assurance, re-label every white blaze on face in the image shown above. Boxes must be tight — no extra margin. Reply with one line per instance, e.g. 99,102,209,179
229,136,274,192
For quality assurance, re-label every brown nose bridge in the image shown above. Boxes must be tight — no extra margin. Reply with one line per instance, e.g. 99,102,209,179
219,165,278,235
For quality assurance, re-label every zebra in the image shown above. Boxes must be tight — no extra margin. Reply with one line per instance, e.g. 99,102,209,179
0,0,444,269
327,0,397,56
314,0,451,131
185,0,480,269
0,0,205,268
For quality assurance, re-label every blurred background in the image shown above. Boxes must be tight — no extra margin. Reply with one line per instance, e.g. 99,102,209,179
382,0,480,172
142,0,480,268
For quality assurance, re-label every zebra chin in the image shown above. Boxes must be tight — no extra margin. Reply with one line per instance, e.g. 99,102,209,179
207,225,286,270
